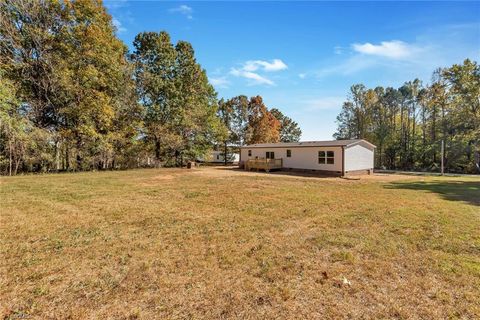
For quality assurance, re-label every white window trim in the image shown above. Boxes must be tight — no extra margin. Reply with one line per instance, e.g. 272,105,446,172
318,150,335,165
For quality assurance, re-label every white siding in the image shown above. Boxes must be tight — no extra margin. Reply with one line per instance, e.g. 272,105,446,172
241,146,343,172
209,151,239,163
344,143,374,171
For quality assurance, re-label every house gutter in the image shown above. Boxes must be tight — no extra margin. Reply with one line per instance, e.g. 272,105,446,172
241,144,350,149
240,139,377,150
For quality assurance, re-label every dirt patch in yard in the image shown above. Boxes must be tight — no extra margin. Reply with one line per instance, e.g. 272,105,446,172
151,174,176,180
136,173,179,186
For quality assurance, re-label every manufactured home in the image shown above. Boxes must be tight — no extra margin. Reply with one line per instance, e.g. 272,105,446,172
240,139,375,176
197,151,239,164
209,151,239,163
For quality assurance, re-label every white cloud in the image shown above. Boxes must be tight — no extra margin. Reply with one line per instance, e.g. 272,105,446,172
316,55,380,78
209,77,230,88
303,97,345,111
317,24,479,82
169,5,193,19
230,68,274,86
298,73,306,79
352,40,418,59
243,59,288,72
112,18,126,33
105,0,131,33
316,40,427,79
227,58,287,86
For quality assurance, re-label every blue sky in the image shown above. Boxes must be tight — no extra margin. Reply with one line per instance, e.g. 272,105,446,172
106,1,480,140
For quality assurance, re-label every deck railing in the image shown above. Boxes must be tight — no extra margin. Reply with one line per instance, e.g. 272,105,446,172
245,158,283,172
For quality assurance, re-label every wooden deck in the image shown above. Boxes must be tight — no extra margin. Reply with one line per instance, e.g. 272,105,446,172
245,158,283,172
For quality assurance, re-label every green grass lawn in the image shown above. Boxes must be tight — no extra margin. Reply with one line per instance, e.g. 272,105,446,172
1,168,479,319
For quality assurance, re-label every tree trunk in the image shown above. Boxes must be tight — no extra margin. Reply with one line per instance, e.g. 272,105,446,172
224,141,228,166
379,142,383,168
154,138,161,167
432,105,437,164
65,142,70,171
441,101,447,171
76,137,82,171
422,105,426,166
406,107,410,168
55,139,60,171
412,103,416,166
14,157,20,175
8,137,13,176
400,104,404,168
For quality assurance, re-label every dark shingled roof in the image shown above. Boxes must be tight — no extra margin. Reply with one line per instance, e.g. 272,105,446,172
241,139,376,149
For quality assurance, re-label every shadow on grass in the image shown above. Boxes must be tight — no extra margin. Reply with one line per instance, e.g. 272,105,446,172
385,180,480,206
211,165,339,179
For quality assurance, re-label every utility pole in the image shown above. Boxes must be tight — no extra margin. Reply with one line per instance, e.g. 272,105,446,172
441,140,444,176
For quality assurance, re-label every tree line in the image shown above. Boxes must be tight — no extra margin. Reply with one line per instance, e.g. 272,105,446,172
334,59,480,174
0,0,301,175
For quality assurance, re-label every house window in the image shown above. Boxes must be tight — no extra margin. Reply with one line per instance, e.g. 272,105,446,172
319,151,335,164
286,149,291,157
248,150,252,156
266,152,275,159
326,151,334,164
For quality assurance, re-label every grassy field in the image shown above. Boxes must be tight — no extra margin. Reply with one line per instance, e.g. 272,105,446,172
1,167,479,319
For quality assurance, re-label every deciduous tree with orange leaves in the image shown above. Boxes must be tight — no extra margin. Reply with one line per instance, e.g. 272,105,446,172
246,96,281,144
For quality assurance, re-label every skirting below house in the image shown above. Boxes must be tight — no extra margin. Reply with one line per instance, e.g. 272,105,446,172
278,167,373,177
281,167,342,177
344,169,373,176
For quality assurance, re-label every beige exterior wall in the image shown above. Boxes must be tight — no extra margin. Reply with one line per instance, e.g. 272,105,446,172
241,146,343,172
344,143,374,172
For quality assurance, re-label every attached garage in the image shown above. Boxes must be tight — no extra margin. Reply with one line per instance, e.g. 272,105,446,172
240,139,375,176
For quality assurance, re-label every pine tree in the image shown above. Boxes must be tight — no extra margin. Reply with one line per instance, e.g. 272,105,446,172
270,108,302,142
333,60,480,173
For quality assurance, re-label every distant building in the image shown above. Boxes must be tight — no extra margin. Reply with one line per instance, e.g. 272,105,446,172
197,151,239,164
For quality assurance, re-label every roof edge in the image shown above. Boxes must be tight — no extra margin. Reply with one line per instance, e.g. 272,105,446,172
240,139,376,149
345,139,377,149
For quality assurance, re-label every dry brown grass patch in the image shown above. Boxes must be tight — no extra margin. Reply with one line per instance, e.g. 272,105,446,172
1,167,479,319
